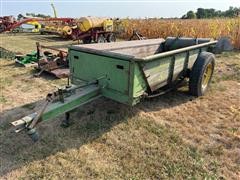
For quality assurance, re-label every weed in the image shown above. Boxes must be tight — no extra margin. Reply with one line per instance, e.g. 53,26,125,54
0,95,7,103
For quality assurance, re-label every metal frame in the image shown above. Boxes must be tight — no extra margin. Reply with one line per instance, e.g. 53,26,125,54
10,38,218,141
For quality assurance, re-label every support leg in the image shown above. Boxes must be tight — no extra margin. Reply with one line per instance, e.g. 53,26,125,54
61,112,70,128
27,128,39,142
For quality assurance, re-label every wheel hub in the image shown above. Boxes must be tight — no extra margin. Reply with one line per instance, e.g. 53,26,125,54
201,63,213,91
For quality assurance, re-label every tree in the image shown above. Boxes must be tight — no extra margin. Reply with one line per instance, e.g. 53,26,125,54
185,7,240,19
181,11,197,19
205,8,216,18
196,8,206,19
224,6,240,17
186,11,197,19
17,14,24,20
25,13,51,18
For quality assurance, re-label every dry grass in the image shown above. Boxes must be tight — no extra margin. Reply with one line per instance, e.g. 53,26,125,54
0,60,66,111
121,18,240,49
0,33,75,54
0,34,240,179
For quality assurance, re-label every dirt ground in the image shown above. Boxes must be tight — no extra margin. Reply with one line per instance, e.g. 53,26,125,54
0,34,239,179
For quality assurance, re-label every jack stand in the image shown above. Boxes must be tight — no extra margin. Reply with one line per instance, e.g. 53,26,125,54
61,112,70,128
27,128,39,142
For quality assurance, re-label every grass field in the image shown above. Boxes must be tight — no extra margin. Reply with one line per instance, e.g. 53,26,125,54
0,34,239,179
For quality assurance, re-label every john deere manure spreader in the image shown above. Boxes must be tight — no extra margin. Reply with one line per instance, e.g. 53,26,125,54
11,37,217,141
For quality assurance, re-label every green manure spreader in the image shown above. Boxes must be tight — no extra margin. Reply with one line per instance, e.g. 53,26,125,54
11,37,217,141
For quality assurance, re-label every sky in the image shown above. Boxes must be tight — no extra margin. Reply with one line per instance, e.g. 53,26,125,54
1,0,240,18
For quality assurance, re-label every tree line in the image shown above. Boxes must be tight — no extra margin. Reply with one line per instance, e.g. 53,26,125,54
182,7,240,19
17,13,51,20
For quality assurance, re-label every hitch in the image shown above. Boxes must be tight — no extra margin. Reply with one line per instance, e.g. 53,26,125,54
11,96,51,141
11,112,37,133
11,113,39,142
10,82,102,142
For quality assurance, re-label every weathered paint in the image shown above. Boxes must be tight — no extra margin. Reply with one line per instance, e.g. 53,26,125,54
35,39,217,122
70,51,130,94
68,39,217,106
41,85,101,121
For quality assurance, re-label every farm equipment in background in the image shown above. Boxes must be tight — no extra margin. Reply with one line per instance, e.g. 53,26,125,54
129,29,147,40
51,3,58,18
0,14,122,44
0,15,74,34
15,51,38,66
39,18,75,36
15,42,69,78
34,42,69,78
0,16,17,33
69,17,116,43
11,37,218,142
12,19,42,33
41,16,117,43
25,21,42,32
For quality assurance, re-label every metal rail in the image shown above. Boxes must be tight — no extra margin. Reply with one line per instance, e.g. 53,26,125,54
139,41,218,61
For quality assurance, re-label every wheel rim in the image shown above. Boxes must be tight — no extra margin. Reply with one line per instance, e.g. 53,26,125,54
201,63,213,91
99,39,104,43
109,34,116,42
98,37,105,43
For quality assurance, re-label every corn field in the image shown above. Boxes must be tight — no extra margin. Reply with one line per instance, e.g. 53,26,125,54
120,18,240,49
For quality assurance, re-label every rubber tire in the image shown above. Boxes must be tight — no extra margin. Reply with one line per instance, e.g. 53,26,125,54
97,34,105,43
107,33,116,42
82,36,92,44
189,52,215,97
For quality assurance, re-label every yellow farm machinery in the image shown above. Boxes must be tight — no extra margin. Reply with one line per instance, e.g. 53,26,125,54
40,16,117,43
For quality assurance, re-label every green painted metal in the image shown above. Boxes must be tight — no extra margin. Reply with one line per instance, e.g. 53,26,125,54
70,50,133,105
70,51,130,94
15,51,38,65
68,39,217,105
41,84,101,121
11,38,217,132
132,63,147,98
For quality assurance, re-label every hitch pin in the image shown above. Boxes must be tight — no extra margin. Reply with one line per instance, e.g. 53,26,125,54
11,112,37,133
15,127,25,133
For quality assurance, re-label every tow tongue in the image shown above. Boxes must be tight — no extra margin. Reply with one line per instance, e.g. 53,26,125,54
10,79,103,142
11,112,39,142
11,112,37,133
11,100,50,142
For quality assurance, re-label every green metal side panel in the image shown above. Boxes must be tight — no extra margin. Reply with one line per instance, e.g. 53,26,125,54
70,50,130,94
69,50,132,104
41,85,101,121
101,88,130,105
132,63,147,98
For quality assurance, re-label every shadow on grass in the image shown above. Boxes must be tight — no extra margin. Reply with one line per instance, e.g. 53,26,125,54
28,68,70,82
0,87,195,176
1,61,67,83
29,68,59,80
